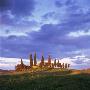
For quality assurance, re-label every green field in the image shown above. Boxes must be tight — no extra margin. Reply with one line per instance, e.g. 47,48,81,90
0,70,90,90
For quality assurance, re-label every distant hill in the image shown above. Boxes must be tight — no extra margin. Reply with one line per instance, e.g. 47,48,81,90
0,69,8,72
71,68,90,75
82,68,90,74
0,69,10,74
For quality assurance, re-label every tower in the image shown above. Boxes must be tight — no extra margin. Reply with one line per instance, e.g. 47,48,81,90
34,52,37,66
30,54,33,67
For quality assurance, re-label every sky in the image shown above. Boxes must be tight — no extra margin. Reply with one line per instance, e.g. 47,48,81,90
0,0,90,70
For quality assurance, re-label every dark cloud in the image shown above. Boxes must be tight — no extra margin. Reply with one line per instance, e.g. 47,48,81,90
1,12,38,29
30,23,90,48
0,0,36,26
0,0,11,11
65,0,77,6
1,13,15,25
0,27,90,59
1,3,90,58
1,7,90,58
0,35,47,59
0,0,35,16
0,36,31,58
0,0,90,60
31,10,90,42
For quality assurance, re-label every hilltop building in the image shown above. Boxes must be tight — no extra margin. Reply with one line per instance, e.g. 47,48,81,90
15,52,70,71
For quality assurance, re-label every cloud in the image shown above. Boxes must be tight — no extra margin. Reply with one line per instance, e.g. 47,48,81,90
0,0,90,70
0,0,37,27
71,55,90,69
1,2,90,58
0,35,32,58
55,1,63,8
0,0,35,16
28,22,90,58
0,21,90,59
42,12,55,19
55,0,76,8
55,0,90,9
68,30,90,37
0,57,29,70
0,0,38,32
0,0,11,11
60,55,90,69
0,12,39,37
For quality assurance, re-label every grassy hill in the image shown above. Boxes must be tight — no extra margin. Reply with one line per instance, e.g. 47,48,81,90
0,69,90,90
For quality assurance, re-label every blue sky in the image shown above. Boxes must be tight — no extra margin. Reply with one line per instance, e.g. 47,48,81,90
0,0,90,69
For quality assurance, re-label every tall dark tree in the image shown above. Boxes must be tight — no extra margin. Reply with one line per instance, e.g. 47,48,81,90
59,63,62,68
30,54,33,67
54,59,56,67
62,63,64,68
34,52,37,66
57,60,59,67
41,55,44,66
65,63,68,69
68,64,70,68
21,58,23,65
20,58,24,70
48,55,51,65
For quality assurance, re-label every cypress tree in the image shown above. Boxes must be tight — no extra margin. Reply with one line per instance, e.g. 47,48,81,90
57,60,59,67
54,59,56,67
30,54,33,67
41,55,44,66
48,55,51,65
34,52,37,66
21,58,23,65
62,63,64,68
65,63,68,69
